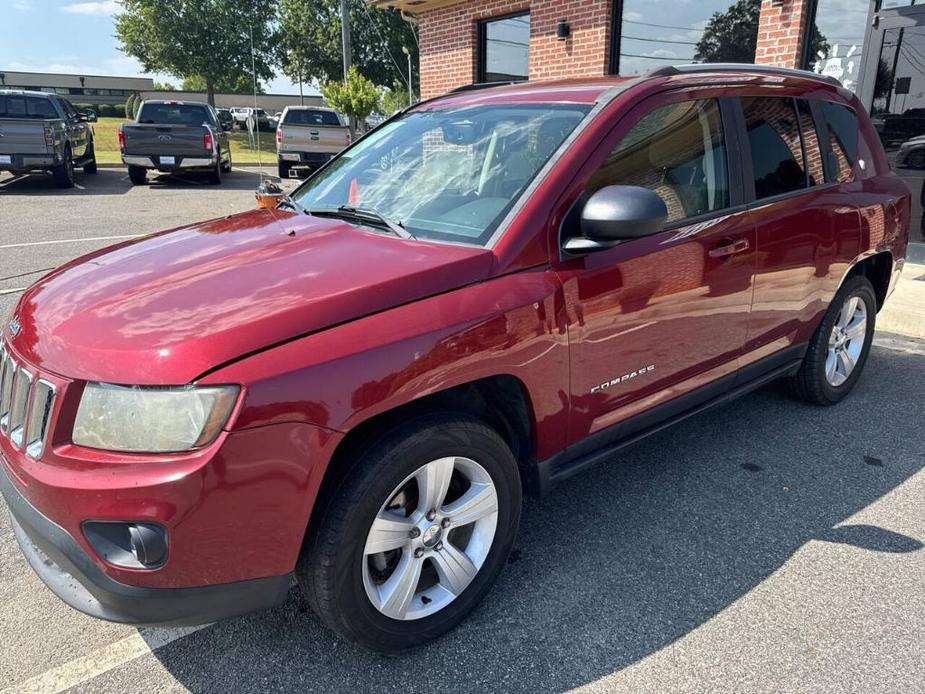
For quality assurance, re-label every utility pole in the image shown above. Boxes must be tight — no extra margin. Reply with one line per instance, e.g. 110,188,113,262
340,0,351,79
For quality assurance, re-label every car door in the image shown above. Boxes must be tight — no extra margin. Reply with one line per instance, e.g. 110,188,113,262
739,95,861,372
56,97,87,158
555,92,757,443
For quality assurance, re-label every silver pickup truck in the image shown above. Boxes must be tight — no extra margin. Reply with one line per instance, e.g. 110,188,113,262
0,89,97,188
120,100,231,185
276,106,350,179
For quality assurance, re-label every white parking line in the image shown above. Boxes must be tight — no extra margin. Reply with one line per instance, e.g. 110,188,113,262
1,625,208,694
0,288,27,296
0,235,141,250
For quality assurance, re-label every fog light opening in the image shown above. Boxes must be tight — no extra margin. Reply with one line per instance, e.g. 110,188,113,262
83,521,168,570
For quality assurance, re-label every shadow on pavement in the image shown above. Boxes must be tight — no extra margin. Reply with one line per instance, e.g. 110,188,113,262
141,347,924,693
0,168,267,196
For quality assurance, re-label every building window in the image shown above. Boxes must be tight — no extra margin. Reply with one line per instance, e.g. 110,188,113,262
805,0,870,92
613,0,758,75
478,13,530,83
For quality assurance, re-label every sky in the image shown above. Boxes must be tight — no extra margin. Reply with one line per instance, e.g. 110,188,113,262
0,0,305,94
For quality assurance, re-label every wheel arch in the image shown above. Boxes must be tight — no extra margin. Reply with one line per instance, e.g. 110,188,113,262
845,250,893,311
301,374,538,553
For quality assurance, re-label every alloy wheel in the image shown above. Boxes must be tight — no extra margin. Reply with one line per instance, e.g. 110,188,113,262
825,295,867,387
362,456,499,621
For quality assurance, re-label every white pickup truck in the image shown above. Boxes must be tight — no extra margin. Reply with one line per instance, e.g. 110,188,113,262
276,106,350,179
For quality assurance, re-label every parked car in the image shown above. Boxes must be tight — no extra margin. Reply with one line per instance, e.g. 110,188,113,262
215,108,234,131
0,66,910,654
119,100,231,185
229,106,249,127
0,89,97,188
276,105,350,178
230,106,271,131
80,108,98,123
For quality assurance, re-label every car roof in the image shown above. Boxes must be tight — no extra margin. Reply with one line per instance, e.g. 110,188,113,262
284,105,337,112
418,64,843,110
0,89,53,98
142,99,210,107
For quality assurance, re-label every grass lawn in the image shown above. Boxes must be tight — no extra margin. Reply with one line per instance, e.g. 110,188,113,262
91,117,278,165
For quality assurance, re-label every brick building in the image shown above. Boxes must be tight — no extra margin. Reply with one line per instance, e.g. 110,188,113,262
369,0,877,99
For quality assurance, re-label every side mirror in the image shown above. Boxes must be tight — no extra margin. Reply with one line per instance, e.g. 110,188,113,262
563,185,668,254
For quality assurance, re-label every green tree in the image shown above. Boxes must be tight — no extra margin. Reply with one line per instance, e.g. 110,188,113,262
380,83,410,116
321,66,379,136
278,0,417,91
125,92,139,119
152,80,176,90
115,0,277,106
181,74,264,93
695,0,827,64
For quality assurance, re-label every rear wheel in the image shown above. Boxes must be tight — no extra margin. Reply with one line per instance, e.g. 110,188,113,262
221,149,232,173
788,275,876,405
207,158,222,185
297,415,521,653
52,147,75,188
128,165,147,185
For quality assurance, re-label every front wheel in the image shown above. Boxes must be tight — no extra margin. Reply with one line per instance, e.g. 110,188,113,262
83,143,98,174
788,275,876,405
297,415,521,653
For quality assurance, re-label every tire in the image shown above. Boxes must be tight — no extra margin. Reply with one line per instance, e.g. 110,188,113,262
52,147,75,188
788,275,877,406
83,143,98,174
297,414,522,653
278,161,290,179
207,158,221,185
128,165,147,185
221,149,232,173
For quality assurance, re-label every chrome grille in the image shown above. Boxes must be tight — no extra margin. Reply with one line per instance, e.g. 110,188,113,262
0,344,56,458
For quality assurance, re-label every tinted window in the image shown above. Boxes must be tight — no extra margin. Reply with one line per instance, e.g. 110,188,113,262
820,102,858,183
284,109,342,127
742,97,807,200
138,103,210,126
797,99,825,187
587,99,729,225
479,14,529,82
0,95,58,119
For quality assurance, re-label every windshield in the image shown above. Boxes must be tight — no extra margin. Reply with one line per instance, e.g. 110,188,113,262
290,103,590,246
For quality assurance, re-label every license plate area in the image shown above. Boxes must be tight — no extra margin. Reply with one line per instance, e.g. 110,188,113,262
0,155,12,165
160,156,175,166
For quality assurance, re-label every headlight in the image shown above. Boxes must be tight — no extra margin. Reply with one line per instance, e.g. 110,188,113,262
73,383,239,453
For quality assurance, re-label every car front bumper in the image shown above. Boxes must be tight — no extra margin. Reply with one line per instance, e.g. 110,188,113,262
1,460,291,626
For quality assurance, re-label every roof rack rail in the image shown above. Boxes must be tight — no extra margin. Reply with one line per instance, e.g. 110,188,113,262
648,63,842,87
448,80,527,94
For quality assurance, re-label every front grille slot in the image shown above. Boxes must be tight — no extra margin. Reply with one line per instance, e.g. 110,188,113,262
0,348,14,430
0,344,56,458
9,368,33,448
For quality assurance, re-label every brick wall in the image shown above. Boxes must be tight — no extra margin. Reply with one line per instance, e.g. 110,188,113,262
418,0,611,99
416,0,814,98
754,0,811,69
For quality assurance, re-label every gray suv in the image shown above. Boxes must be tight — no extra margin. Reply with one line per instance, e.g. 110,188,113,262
0,89,96,188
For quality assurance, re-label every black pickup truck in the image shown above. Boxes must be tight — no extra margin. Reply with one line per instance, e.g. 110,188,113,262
0,89,97,188
120,100,231,185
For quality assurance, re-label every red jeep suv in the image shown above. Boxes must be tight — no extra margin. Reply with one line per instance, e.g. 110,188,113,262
0,65,910,653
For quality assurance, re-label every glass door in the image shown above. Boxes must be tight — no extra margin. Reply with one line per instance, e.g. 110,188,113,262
860,5,925,240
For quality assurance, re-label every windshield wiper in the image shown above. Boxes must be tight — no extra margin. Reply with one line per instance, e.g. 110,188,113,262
308,205,414,240
276,196,305,214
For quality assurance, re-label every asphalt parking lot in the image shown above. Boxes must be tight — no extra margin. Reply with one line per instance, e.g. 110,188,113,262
1,168,924,693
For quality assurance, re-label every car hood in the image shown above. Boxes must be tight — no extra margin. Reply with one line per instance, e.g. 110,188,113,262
9,209,494,384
